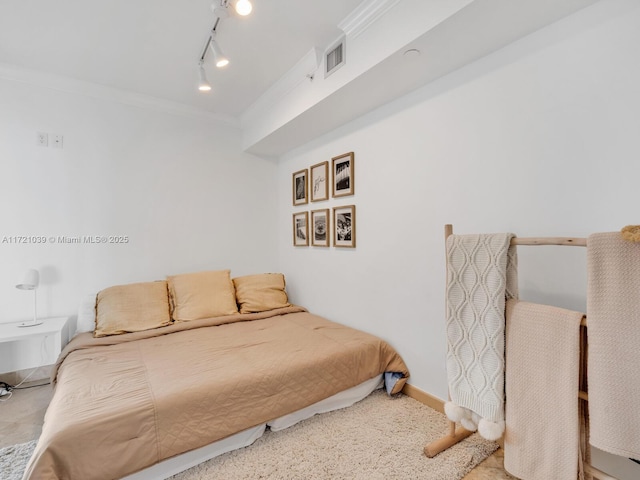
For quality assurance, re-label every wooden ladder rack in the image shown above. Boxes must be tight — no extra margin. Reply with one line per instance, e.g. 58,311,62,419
423,224,617,480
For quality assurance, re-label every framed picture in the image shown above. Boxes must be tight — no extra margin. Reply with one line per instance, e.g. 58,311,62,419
310,161,329,202
311,209,330,247
332,152,354,198
292,212,309,246
292,169,308,206
333,205,356,248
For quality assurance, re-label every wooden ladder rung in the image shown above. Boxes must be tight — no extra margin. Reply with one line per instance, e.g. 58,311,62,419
510,237,587,246
423,427,473,458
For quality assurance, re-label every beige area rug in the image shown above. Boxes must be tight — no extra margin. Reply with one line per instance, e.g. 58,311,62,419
0,441,35,480
170,390,498,480
1,391,498,480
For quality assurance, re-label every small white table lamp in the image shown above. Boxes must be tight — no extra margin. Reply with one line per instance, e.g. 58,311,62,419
16,269,43,327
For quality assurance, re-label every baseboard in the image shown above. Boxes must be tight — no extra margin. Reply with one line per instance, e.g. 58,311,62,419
401,383,445,414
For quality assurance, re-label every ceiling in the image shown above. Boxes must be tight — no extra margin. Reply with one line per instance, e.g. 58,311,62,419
1,0,601,156
0,0,363,118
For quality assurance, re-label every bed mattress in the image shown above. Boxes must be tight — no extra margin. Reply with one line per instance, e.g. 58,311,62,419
23,307,408,480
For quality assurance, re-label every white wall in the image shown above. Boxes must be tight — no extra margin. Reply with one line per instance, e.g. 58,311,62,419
0,78,279,328
278,0,640,400
279,2,640,476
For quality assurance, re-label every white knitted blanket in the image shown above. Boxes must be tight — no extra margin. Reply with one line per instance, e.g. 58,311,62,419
587,232,640,458
445,233,517,440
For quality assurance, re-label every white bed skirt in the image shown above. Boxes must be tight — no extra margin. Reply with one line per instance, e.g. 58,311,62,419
123,374,384,480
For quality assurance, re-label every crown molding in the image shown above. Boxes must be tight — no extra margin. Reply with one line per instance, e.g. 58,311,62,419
0,62,239,127
338,0,402,39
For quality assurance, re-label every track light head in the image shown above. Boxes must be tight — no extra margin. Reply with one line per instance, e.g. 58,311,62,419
235,0,252,16
198,62,211,92
209,37,229,68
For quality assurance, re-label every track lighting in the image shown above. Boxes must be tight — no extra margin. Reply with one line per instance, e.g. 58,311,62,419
196,1,252,92
209,36,229,68
198,62,211,91
235,0,252,16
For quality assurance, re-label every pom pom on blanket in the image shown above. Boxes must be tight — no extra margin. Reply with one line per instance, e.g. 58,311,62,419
478,418,505,441
445,403,481,432
444,401,466,422
445,401,504,439
621,225,640,242
461,414,479,432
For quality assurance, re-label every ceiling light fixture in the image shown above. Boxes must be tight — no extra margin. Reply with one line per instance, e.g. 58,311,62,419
209,35,229,68
196,1,252,92
403,48,421,57
198,61,212,91
235,0,252,16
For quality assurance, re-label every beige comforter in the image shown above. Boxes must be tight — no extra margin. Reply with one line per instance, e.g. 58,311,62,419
24,307,408,480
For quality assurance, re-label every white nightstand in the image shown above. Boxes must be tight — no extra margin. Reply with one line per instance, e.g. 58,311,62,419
0,317,70,375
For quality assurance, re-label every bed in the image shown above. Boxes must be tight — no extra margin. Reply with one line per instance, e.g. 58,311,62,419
22,271,409,480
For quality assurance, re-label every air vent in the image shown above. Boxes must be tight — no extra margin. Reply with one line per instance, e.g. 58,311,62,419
325,39,345,78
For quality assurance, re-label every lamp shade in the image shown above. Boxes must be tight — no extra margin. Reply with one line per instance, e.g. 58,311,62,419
16,269,39,290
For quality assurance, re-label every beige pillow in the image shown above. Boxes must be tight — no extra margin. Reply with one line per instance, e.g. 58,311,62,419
94,281,172,337
167,270,238,321
233,273,291,314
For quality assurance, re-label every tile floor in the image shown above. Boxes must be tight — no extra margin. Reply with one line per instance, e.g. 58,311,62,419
0,384,517,478
462,447,518,480
0,382,52,449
